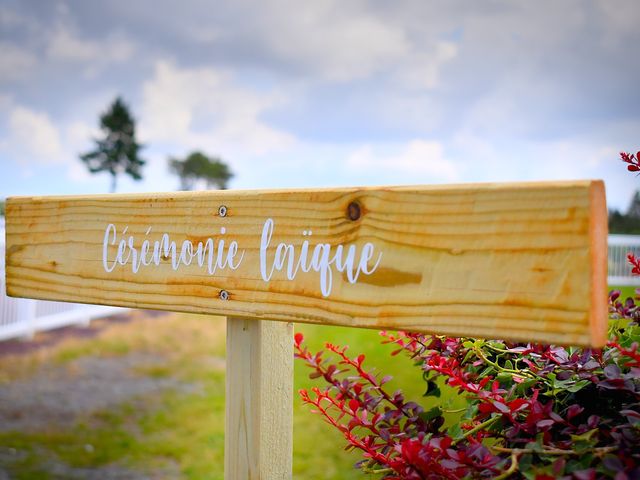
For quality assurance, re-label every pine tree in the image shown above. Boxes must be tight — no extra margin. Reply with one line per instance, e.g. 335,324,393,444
80,97,145,192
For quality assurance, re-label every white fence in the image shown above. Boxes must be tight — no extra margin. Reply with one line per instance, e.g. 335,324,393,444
1,222,127,342
608,234,640,286
1,225,640,341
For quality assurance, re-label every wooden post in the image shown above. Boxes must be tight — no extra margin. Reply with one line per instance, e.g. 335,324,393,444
225,317,293,479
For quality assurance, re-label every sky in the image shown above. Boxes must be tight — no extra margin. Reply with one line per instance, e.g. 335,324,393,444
0,0,639,210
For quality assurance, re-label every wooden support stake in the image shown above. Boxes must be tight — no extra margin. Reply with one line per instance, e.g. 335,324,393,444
225,318,293,479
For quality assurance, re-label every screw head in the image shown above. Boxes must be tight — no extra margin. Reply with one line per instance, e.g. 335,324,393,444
219,290,229,301
218,205,228,217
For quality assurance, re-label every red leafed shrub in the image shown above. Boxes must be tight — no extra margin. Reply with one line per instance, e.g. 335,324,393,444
621,151,640,173
296,323,640,479
294,152,640,479
627,253,640,276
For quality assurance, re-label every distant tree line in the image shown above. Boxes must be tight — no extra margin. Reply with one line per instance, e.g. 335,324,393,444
79,96,233,193
609,191,640,234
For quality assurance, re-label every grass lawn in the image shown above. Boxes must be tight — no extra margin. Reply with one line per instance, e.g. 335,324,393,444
293,324,466,479
610,284,639,301
0,312,465,479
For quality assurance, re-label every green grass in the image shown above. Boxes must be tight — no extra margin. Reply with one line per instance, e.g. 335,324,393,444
0,313,229,479
292,324,466,479
610,284,638,301
0,313,465,479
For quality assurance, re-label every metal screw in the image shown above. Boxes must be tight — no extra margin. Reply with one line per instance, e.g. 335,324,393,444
219,290,229,301
218,205,228,217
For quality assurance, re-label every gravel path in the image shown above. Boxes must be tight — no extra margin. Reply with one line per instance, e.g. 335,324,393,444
0,445,180,480
0,312,205,479
0,352,198,433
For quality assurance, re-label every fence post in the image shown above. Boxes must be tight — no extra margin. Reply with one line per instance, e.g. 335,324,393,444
79,304,93,328
17,298,37,340
225,317,293,480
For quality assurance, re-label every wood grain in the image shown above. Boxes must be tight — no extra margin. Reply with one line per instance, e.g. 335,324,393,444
225,318,293,479
5,181,607,346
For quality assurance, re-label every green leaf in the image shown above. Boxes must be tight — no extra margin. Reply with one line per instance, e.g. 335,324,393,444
448,423,462,440
479,366,495,377
464,403,478,420
515,378,537,395
462,349,476,364
565,379,590,393
519,454,534,478
423,380,441,398
570,428,599,443
570,428,599,455
419,406,442,422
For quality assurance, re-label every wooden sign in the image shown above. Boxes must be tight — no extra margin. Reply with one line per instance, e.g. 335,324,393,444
5,180,607,346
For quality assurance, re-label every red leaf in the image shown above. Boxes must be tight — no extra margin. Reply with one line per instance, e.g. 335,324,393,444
566,404,584,419
493,401,510,414
508,398,528,412
536,419,555,429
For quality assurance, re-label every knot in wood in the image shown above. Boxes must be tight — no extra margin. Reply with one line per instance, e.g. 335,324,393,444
347,201,361,221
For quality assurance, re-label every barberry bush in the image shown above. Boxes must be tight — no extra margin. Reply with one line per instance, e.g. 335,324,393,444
295,152,640,479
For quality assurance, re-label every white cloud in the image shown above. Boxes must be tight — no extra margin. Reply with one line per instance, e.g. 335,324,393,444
263,0,409,82
6,106,64,163
46,25,135,78
397,41,458,90
187,25,223,44
0,42,37,81
47,27,97,62
66,160,93,182
48,26,134,63
0,103,100,184
140,60,295,156
448,131,637,210
0,0,637,206
346,140,459,182
598,0,638,31
0,6,30,29
243,0,455,86
0,94,12,111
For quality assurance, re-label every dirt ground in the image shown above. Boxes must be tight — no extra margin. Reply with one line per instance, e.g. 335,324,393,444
0,310,215,480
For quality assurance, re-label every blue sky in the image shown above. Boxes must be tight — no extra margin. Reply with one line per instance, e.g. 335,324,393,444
1,0,639,210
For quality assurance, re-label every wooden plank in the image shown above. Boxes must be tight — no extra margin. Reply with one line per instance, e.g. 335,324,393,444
5,181,607,346
225,318,293,479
